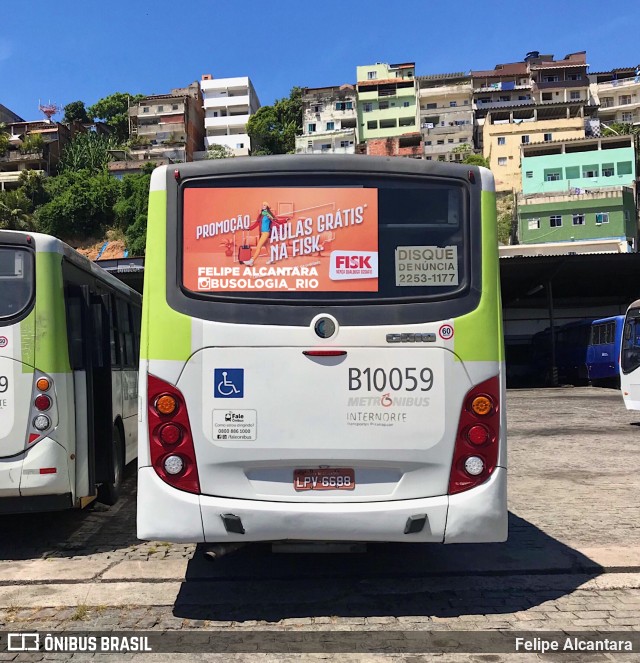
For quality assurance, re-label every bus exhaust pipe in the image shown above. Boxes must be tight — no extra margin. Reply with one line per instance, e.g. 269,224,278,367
204,543,245,560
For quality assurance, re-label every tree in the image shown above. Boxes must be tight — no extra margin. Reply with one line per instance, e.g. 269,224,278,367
35,170,120,238
0,189,35,231
63,101,91,124
0,123,8,155
18,170,48,209
206,143,234,159
247,87,302,155
59,132,121,174
88,92,144,142
462,153,490,168
602,121,640,137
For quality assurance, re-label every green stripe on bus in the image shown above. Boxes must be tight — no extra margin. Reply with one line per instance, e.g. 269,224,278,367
143,190,192,361
20,310,35,372
453,190,504,362
34,252,71,374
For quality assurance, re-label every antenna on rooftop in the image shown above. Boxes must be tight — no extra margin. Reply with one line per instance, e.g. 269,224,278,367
38,100,60,122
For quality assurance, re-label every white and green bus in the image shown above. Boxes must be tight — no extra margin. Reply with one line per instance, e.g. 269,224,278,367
0,231,141,513
137,156,506,544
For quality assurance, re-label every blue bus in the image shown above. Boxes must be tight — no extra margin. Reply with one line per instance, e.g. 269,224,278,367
587,316,624,384
531,317,623,387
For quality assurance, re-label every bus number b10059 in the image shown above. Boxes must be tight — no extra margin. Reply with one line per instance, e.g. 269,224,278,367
0,376,8,393
348,367,433,392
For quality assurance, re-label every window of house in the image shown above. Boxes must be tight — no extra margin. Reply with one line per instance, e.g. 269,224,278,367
367,71,377,80
498,157,507,166
335,102,345,110
340,140,351,148
583,166,598,178
437,155,445,161
308,123,316,133
550,215,562,227
595,212,609,224
602,165,615,177
379,101,389,110
448,138,454,143
364,103,373,113
620,95,632,105
528,218,540,230
367,120,378,129
570,91,581,100
346,101,353,110
601,97,614,108
321,144,331,151
437,139,445,145
449,101,457,107
459,137,467,142
521,135,530,144
499,96,510,102
454,153,461,161
403,101,410,107
617,161,633,175
568,74,582,81
399,117,415,127
307,141,313,148
425,140,432,145
157,106,164,112
545,171,561,181
525,171,533,178
425,156,432,160
622,113,633,123
326,121,335,131
236,143,244,149
518,95,531,101
313,105,322,113
542,92,552,101
142,107,149,113
565,166,580,179
572,214,585,225
172,104,178,110
497,136,506,145
426,103,437,109
543,75,559,83
464,99,469,105
544,133,552,142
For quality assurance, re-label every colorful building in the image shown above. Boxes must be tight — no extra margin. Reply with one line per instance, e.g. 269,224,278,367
590,66,640,129
296,85,358,154
356,62,419,142
518,186,637,249
418,72,473,162
520,135,636,195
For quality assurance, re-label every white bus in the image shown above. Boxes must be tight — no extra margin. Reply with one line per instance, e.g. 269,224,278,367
138,156,507,544
0,230,141,513
621,299,640,410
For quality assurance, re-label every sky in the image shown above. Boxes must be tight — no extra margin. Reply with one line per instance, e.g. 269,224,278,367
1,0,638,121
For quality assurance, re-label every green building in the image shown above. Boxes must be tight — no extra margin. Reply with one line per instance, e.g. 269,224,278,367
356,62,418,141
518,186,637,249
520,135,636,195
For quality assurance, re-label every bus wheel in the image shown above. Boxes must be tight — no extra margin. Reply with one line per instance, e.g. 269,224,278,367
98,427,124,506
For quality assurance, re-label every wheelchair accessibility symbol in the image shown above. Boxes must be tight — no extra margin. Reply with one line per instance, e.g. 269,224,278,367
214,369,244,398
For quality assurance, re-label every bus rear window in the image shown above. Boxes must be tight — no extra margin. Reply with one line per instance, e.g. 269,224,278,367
0,247,34,321
181,184,467,303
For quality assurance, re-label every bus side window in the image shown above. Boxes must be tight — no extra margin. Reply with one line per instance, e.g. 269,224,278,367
116,298,135,369
131,304,142,361
91,301,105,368
109,296,119,368
65,291,85,370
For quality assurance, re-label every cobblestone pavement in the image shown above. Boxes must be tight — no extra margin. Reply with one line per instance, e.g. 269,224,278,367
0,387,639,661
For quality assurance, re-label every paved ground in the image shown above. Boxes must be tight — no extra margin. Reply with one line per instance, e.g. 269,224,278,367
0,387,639,661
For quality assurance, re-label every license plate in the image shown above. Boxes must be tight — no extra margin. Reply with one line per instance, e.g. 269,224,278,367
293,468,355,491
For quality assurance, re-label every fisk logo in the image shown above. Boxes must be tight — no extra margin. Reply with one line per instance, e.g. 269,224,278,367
335,255,372,269
330,251,378,281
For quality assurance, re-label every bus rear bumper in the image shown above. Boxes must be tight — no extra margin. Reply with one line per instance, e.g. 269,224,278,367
137,466,507,544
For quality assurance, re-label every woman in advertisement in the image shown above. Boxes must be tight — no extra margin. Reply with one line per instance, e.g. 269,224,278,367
244,202,285,266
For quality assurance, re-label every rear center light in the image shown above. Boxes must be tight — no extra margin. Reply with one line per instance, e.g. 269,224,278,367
449,375,500,495
148,374,200,494
34,394,52,411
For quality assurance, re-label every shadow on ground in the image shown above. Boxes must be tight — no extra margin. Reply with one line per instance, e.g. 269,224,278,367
172,512,602,621
0,463,138,560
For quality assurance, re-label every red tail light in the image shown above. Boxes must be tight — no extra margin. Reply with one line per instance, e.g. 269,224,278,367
448,375,500,495
147,374,200,494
